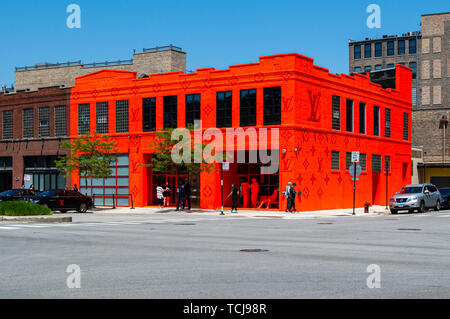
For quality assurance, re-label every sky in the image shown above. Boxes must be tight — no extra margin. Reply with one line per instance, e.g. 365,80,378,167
0,0,448,87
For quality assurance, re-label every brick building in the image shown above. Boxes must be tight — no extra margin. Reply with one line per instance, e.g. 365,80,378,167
69,53,412,211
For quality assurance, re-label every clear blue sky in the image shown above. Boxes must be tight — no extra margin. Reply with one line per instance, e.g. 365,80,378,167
0,0,448,86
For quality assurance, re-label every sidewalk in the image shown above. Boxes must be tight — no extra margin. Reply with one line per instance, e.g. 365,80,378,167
91,205,390,218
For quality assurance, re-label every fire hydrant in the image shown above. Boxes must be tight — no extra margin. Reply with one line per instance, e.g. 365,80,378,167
364,201,371,214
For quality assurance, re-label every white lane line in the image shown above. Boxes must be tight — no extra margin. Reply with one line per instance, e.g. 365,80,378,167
5,224,48,228
0,226,21,230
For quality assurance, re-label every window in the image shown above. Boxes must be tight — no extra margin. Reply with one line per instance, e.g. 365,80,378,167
54,106,67,136
373,105,380,136
2,110,13,139
346,152,352,170
409,62,417,79
398,40,405,55
372,154,382,172
385,108,391,138
375,65,382,70
23,108,34,138
96,102,109,134
375,42,382,57
346,99,353,132
116,100,129,133
364,44,372,58
78,104,90,135
359,102,366,134
163,96,178,129
240,89,257,127
412,87,417,106
143,97,156,132
364,66,372,73
387,63,394,68
354,67,361,73
332,95,340,130
360,153,367,171
387,41,394,56
331,151,340,170
38,107,50,137
263,87,281,125
403,113,409,141
385,156,391,172
185,93,201,127
409,39,417,54
354,45,361,59
216,91,232,128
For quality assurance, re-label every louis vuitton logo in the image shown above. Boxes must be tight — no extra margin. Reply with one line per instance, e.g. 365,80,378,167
282,96,294,112
307,90,321,122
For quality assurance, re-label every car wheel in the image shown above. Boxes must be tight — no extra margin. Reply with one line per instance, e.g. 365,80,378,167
419,201,425,213
77,203,88,213
390,209,398,214
434,200,440,211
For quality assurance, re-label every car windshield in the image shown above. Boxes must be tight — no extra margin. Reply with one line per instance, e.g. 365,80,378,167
399,187,423,194
36,190,57,197
0,189,21,196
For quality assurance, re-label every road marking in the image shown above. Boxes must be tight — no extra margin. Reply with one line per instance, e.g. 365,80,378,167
0,226,21,230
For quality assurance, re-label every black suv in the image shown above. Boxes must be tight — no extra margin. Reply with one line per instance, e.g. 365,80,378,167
0,189,36,202
29,189,93,213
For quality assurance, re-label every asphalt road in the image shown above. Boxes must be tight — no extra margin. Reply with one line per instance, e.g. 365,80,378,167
0,210,449,298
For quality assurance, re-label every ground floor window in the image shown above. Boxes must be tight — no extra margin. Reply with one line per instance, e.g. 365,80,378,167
23,155,66,192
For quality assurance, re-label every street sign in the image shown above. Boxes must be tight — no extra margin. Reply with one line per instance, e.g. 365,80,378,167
349,164,362,177
351,151,360,163
222,162,230,171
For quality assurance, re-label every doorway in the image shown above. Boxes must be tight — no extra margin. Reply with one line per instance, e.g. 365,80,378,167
152,174,188,206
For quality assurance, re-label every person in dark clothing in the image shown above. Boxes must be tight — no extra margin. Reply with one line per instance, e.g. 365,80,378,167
184,181,191,210
227,183,239,213
72,184,79,192
287,183,297,213
176,181,185,212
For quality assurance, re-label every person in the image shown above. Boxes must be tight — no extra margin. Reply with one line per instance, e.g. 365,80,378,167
284,182,292,212
287,183,297,213
250,178,260,208
72,184,79,192
156,184,164,208
20,184,25,189
227,183,239,213
184,180,191,210
163,183,171,207
29,184,34,191
176,181,185,212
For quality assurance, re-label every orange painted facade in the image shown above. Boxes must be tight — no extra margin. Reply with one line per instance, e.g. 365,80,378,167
70,53,412,211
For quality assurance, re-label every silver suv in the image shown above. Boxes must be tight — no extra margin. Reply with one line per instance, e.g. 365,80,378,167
389,184,441,214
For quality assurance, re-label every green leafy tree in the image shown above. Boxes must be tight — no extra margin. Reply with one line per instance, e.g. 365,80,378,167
55,133,119,192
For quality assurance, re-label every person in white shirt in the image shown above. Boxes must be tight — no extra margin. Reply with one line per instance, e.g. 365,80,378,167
156,184,164,208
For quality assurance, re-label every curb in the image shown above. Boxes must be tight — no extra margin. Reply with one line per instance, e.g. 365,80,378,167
0,215,72,223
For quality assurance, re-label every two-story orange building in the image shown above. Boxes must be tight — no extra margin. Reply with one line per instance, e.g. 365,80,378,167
69,53,412,211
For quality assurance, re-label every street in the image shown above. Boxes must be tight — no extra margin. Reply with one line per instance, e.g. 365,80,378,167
0,210,449,298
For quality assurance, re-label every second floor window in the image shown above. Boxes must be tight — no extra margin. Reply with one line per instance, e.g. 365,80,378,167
359,102,366,134
38,107,50,137
23,108,34,138
364,44,372,58
375,42,382,57
387,41,394,56
185,93,201,127
409,39,417,54
354,45,361,59
398,40,405,55
96,102,109,134
240,89,256,127
116,100,129,133
385,108,391,138
403,113,409,141
346,99,353,132
163,96,178,129
2,110,13,139
263,87,281,125
216,91,232,128
143,97,156,132
373,105,380,136
78,104,90,135
54,106,67,137
332,95,340,130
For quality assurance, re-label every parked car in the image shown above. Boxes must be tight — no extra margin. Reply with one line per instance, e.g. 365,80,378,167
438,187,450,209
0,189,36,202
28,189,93,213
389,184,441,214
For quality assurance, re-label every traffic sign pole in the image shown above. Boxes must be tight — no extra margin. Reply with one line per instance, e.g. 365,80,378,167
353,163,356,215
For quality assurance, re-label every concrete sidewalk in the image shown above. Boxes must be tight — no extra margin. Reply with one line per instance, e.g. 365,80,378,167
90,205,390,218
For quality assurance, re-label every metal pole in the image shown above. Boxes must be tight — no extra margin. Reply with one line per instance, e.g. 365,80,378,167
112,194,116,209
353,164,356,215
220,166,224,215
130,194,134,209
386,170,388,209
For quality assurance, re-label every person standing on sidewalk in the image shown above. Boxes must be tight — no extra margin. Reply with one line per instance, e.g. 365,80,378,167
284,182,292,212
287,183,297,213
176,181,185,212
163,183,171,207
156,184,164,208
227,183,239,213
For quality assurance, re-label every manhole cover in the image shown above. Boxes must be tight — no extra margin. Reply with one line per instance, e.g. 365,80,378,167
240,249,269,252
397,228,422,231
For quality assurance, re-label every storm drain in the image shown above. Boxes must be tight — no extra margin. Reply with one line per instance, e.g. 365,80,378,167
397,228,422,231
240,249,269,253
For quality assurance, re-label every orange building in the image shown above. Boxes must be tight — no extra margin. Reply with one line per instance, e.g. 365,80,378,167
70,53,412,211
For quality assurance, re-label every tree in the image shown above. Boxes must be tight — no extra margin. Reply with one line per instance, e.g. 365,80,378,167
55,133,119,192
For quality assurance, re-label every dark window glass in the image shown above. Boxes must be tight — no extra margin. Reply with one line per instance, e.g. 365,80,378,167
387,41,394,56
385,156,391,172
346,99,353,132
372,154,382,172
2,110,13,139
375,65,382,70
143,97,156,132
375,42,382,57
354,45,361,59
387,63,394,68
96,102,109,134
54,106,67,136
364,66,372,73
409,39,416,54
240,89,257,127
263,87,281,125
364,44,372,58
374,105,380,136
360,153,367,171
398,40,405,55
332,95,340,130
354,67,362,73
409,62,417,79
185,93,201,127
116,100,129,133
359,102,366,134
331,151,340,170
385,108,391,138
403,113,409,141
346,152,352,170
216,91,232,128
38,107,50,137
78,104,90,135
23,108,34,138
163,96,177,129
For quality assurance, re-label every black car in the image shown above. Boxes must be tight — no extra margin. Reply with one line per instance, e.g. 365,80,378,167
29,189,93,213
0,189,36,202
439,187,450,209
